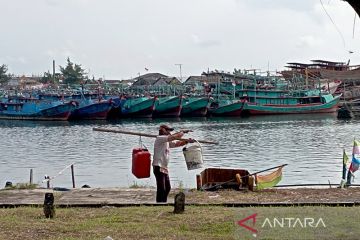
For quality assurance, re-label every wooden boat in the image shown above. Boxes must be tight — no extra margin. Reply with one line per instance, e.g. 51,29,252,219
208,99,246,117
69,98,113,120
0,97,76,121
181,96,211,117
240,89,341,115
153,96,182,117
197,168,251,191
120,96,157,118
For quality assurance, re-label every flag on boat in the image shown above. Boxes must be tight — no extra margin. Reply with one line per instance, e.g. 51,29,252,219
350,140,360,173
349,155,360,173
256,166,284,190
353,140,360,155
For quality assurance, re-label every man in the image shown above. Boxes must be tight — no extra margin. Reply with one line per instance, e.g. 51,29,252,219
152,124,193,203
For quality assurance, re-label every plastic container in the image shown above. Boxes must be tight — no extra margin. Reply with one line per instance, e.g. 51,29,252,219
132,148,151,178
182,141,204,170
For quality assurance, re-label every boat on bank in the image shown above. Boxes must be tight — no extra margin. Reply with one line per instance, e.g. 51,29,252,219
120,96,157,118
240,89,341,116
0,97,77,120
181,96,211,117
153,96,183,117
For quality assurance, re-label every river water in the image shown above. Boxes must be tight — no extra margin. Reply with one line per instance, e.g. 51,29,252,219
0,114,358,189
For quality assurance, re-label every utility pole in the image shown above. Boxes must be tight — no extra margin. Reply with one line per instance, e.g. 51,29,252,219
175,64,183,82
52,60,55,83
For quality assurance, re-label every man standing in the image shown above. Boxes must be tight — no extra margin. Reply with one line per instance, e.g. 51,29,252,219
152,124,193,203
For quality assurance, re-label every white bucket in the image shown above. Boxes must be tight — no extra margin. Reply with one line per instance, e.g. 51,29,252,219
183,141,204,170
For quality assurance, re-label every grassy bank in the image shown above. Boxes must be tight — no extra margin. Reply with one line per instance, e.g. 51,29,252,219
0,206,234,240
1,206,360,239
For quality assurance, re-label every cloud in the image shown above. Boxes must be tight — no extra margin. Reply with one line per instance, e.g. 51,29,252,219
238,0,317,12
296,35,324,49
191,34,221,48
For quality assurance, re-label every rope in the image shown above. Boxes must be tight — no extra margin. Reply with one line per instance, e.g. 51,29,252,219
43,163,75,183
319,0,346,48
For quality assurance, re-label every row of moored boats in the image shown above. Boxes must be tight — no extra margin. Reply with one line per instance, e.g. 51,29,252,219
0,88,342,121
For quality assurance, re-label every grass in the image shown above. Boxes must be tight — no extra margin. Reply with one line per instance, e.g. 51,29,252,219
1,206,360,239
2,183,38,190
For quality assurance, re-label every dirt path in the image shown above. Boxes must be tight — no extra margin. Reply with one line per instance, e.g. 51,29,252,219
1,187,360,206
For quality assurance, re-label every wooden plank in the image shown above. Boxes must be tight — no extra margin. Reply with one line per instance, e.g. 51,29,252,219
93,127,219,145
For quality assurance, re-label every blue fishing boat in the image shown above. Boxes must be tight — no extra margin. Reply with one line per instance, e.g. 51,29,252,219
0,97,76,120
153,96,183,117
181,96,211,117
240,89,341,115
69,98,113,120
120,96,157,118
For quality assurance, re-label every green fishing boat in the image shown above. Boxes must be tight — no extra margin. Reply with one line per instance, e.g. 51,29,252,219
121,96,157,118
181,96,211,117
209,99,246,117
153,96,182,117
240,89,341,115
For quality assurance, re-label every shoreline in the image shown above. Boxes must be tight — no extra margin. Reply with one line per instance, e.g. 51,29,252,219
1,187,360,208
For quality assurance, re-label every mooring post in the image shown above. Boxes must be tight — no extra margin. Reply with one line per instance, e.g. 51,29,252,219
45,175,50,189
43,192,55,218
174,192,185,214
71,164,75,188
30,169,33,185
196,174,202,190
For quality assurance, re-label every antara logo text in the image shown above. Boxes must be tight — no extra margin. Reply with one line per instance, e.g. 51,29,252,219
237,213,326,237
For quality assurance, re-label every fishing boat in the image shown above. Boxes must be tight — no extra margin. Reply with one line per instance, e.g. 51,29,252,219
120,96,157,118
69,98,113,120
153,96,182,117
181,96,211,117
240,89,341,116
0,97,76,121
197,168,251,191
208,98,246,117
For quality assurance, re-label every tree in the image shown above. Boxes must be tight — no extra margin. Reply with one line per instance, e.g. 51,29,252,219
0,64,10,85
59,58,87,85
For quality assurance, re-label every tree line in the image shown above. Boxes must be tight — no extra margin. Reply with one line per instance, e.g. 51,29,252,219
0,57,88,86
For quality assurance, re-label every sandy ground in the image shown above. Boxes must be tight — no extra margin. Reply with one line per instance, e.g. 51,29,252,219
1,187,360,206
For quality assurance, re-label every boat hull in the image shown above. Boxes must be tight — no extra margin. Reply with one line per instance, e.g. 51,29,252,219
121,97,156,118
242,96,341,115
181,97,210,117
0,101,76,121
209,100,245,117
153,96,182,117
70,101,113,120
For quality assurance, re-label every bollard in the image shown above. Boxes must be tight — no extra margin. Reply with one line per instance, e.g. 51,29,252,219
43,193,55,218
5,181,13,188
174,192,185,214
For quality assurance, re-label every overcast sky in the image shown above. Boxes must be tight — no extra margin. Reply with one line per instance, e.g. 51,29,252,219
1,0,359,80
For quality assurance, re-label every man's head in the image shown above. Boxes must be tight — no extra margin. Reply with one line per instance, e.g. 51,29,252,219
159,124,174,135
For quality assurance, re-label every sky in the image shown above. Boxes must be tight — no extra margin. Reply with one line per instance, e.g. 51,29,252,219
0,0,359,80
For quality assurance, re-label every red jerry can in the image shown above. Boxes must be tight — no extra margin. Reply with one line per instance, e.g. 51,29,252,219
132,148,151,178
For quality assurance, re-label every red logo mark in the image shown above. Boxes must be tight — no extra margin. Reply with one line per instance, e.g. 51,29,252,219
237,213,258,234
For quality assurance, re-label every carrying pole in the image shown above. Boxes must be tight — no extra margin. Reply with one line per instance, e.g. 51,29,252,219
93,127,219,145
